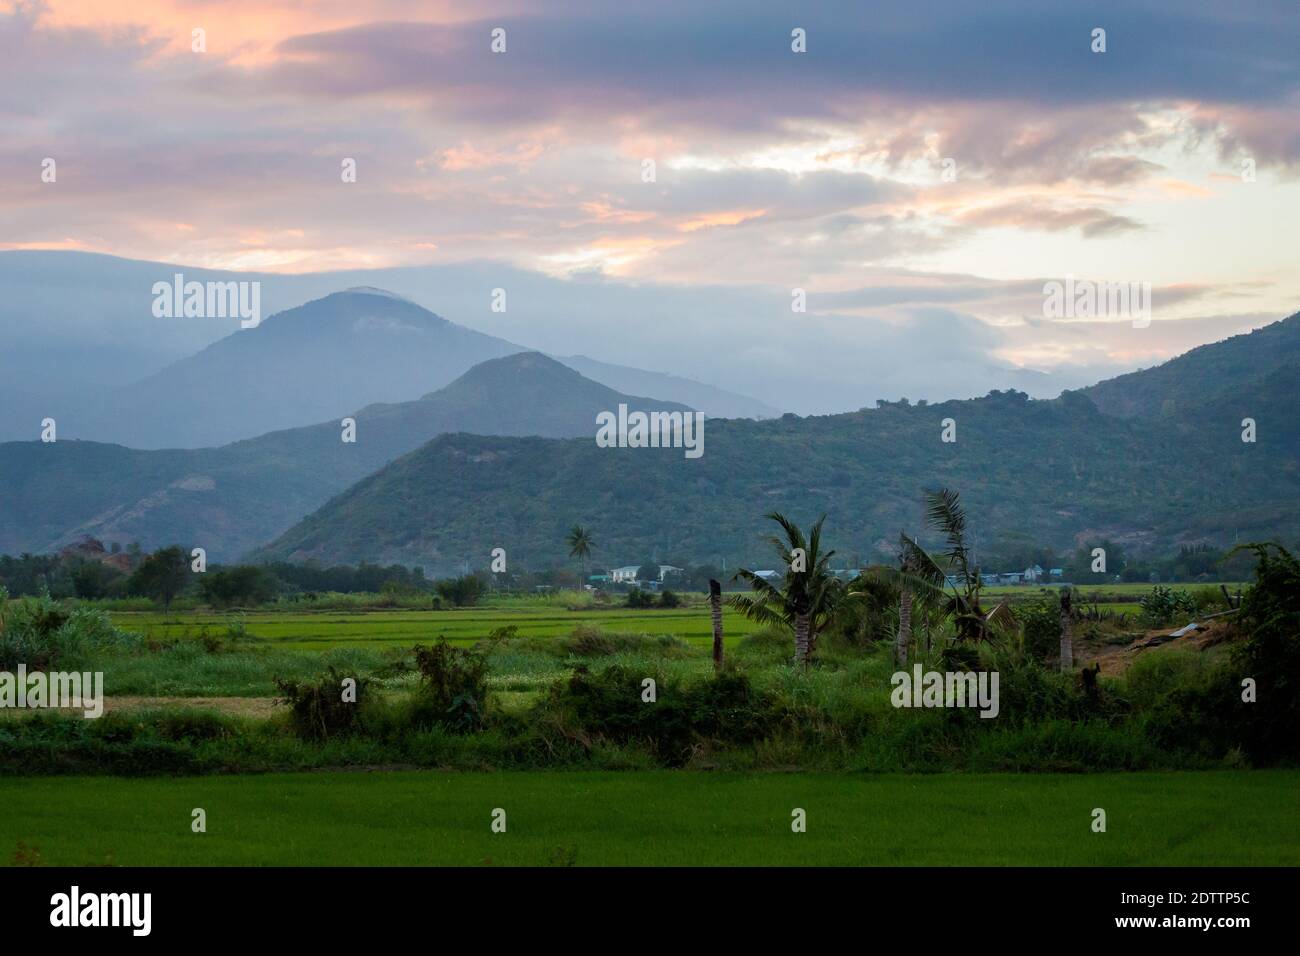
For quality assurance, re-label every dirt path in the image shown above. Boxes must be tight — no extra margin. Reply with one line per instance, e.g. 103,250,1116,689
18,696,281,719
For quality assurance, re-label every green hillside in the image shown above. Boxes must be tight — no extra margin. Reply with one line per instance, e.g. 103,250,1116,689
0,353,690,559
255,364,1300,573
1080,312,1300,419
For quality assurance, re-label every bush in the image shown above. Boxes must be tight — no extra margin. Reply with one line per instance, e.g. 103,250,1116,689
537,665,778,766
1139,585,1196,626
274,667,369,740
1011,599,1061,662
0,594,137,669
658,590,681,608
624,588,655,609
408,638,490,732
435,575,485,608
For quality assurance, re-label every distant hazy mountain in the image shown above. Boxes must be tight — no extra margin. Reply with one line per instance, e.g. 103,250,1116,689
63,290,522,449
554,354,778,420
0,353,692,559
257,325,1300,573
1081,312,1300,419
0,252,779,445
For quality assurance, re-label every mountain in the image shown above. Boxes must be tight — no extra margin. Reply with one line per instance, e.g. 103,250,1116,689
553,354,778,420
257,344,1300,573
0,252,780,445
65,289,524,449
1081,312,1300,419
0,353,691,560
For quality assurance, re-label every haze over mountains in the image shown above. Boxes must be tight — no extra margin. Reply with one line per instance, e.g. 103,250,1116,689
1,247,1296,572
0,353,693,559
0,251,778,446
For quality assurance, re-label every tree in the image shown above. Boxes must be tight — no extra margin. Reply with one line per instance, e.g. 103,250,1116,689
435,574,485,608
876,489,990,644
728,512,843,663
566,525,595,582
127,546,189,612
71,560,122,600
199,565,278,608
1059,588,1074,671
708,579,725,670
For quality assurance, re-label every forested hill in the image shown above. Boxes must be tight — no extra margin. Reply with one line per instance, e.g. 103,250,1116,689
255,367,1300,573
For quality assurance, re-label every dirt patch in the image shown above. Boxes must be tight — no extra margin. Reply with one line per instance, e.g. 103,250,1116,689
0,696,280,719
1076,618,1238,677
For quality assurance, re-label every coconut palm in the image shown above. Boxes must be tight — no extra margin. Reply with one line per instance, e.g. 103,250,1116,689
872,489,990,644
566,525,594,584
1059,588,1074,671
728,512,843,663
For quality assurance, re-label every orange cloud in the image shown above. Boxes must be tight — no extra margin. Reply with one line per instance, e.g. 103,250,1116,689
677,208,767,232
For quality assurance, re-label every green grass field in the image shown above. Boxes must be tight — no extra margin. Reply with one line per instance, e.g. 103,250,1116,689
109,581,1239,652
2,770,1293,866
111,606,766,651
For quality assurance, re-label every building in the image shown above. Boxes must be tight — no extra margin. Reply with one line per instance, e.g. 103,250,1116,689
1023,564,1045,582
608,565,641,583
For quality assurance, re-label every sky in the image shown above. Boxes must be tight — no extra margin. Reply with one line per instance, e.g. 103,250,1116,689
2,0,1298,410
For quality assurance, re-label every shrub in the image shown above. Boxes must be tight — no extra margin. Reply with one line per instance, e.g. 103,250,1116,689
274,667,369,740
537,665,778,766
0,595,136,669
658,590,681,608
624,588,655,609
408,638,490,732
435,575,485,608
1012,599,1061,662
1139,585,1196,626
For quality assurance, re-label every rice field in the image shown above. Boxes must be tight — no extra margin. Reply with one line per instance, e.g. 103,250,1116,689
3,769,1294,866
110,605,766,651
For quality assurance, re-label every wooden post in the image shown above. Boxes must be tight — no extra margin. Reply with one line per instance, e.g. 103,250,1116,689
709,579,724,670
1059,589,1074,672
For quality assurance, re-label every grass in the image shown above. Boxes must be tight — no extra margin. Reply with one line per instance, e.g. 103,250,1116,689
1,769,1294,866
111,606,764,651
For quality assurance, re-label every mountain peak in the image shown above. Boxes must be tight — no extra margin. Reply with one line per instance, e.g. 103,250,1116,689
337,286,417,304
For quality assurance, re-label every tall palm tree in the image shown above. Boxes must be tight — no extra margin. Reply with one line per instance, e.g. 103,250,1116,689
1059,588,1074,671
728,512,843,663
875,489,990,644
566,525,594,585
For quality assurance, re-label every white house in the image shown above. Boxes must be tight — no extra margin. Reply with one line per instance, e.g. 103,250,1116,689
1023,564,1045,582
610,564,683,583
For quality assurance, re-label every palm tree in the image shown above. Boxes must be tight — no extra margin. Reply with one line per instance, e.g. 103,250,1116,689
728,512,843,663
708,579,725,670
566,525,594,585
1059,588,1074,671
875,489,990,644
